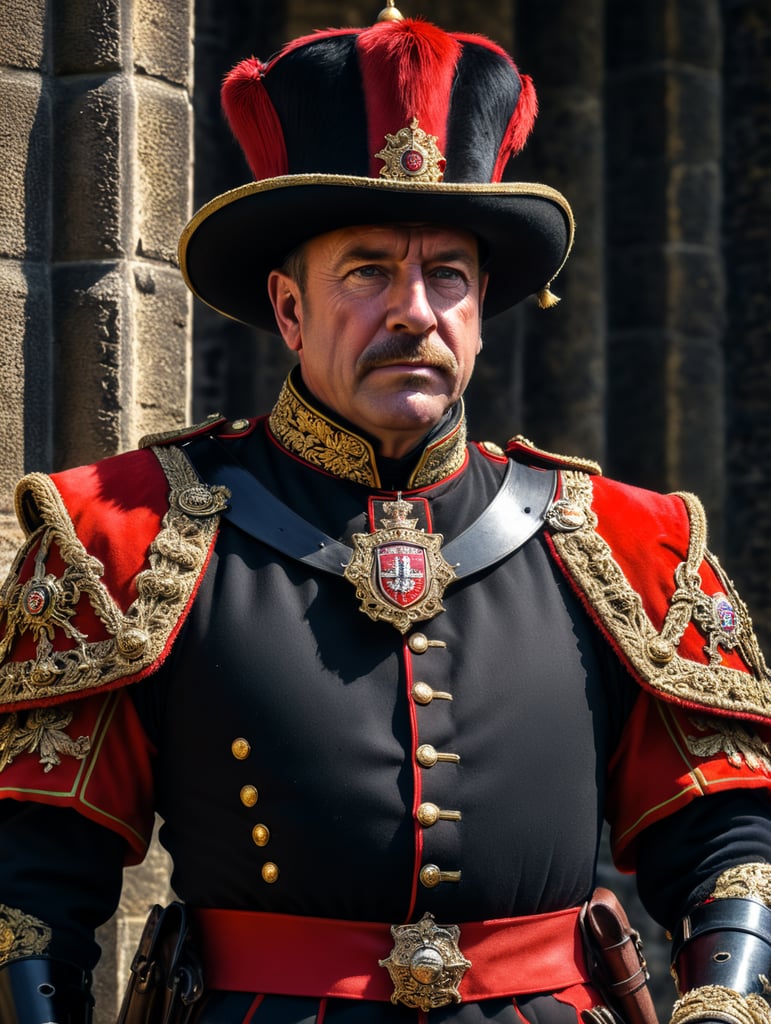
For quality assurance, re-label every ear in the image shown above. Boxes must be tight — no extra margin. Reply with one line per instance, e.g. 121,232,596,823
268,269,304,351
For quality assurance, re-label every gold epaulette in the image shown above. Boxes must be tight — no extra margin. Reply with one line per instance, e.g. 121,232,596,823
506,435,603,476
138,413,227,449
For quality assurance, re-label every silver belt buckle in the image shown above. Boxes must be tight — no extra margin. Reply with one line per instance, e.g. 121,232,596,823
379,912,472,1011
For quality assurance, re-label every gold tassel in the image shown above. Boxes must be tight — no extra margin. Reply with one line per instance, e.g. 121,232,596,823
536,285,561,309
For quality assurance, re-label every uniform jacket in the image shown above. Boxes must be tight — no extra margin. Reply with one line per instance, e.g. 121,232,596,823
1,371,770,1022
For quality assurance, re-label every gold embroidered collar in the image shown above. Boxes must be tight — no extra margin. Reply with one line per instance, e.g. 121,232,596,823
268,372,467,489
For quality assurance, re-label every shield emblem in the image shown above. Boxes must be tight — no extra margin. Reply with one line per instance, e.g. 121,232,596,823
344,500,457,633
376,543,428,608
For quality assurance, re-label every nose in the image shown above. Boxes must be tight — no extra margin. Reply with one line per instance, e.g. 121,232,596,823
385,269,437,335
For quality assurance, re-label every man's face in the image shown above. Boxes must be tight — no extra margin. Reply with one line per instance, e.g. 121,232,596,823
268,224,488,459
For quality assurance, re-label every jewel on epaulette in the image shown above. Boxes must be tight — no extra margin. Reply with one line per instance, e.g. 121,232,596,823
506,435,602,476
139,413,227,449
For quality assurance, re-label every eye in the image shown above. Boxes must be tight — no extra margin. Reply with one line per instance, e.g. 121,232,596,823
430,266,467,284
351,264,383,279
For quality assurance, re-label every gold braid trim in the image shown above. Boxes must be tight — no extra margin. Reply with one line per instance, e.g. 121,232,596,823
0,446,226,770
0,904,52,965
269,377,379,487
268,373,468,489
548,472,771,719
670,986,771,1024
711,864,771,906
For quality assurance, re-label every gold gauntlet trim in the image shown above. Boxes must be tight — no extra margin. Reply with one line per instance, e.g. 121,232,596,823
711,865,771,907
0,904,52,966
670,986,771,1024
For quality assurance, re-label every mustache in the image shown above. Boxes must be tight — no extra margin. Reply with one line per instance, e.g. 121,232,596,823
357,336,458,376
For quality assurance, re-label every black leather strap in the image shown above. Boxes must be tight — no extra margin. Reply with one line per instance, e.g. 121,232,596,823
671,898,771,996
182,435,557,580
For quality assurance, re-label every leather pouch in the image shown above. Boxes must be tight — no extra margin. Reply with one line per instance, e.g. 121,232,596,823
116,902,203,1024
580,887,660,1024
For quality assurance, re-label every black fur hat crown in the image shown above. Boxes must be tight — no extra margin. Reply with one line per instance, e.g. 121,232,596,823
179,8,574,332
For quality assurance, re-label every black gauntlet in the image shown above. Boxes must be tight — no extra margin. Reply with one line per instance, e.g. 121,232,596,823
669,865,771,1024
671,897,771,997
0,956,93,1024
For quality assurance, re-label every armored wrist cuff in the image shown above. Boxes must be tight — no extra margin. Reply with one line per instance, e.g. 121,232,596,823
671,897,771,998
0,955,93,1024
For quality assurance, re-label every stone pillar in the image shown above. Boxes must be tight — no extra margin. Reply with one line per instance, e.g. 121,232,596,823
512,0,607,463
604,1,725,534
0,0,51,567
720,0,771,654
1,1,194,1019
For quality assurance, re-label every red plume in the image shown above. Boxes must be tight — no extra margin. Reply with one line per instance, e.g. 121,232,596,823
357,19,462,175
221,58,288,180
492,73,538,181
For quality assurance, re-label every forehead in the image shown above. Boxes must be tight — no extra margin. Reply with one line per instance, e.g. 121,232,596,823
304,223,481,265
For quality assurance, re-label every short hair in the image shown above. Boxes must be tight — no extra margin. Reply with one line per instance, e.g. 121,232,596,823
280,243,307,293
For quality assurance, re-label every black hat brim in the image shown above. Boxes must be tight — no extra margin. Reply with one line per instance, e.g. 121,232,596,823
179,174,575,333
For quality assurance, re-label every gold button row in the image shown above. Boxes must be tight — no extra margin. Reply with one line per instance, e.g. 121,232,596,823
232,740,276,883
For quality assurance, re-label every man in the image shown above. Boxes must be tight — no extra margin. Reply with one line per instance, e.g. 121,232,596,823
2,9,771,1024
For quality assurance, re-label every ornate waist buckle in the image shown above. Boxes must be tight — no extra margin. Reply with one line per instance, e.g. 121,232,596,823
378,912,472,1011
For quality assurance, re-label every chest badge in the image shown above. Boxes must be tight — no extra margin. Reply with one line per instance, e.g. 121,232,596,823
344,496,456,633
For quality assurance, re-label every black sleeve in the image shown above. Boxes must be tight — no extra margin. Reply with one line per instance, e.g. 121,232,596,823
634,789,771,930
0,800,127,971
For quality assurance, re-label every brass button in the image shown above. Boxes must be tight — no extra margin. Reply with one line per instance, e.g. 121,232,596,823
420,864,462,888
240,785,258,807
412,682,433,704
416,744,438,767
416,802,440,826
231,738,251,760
230,418,250,432
412,682,452,704
409,633,429,654
408,634,447,654
252,824,270,847
420,863,441,887
416,744,460,767
416,803,461,826
261,862,279,883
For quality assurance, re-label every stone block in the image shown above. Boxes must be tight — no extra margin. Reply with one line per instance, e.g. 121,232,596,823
51,261,131,467
52,0,122,74
516,3,605,92
607,245,724,339
607,327,725,509
0,259,52,486
0,71,52,261
134,0,193,89
133,263,192,440
53,75,128,262
0,0,46,70
607,161,721,247
135,77,192,264
606,66,720,173
606,0,721,72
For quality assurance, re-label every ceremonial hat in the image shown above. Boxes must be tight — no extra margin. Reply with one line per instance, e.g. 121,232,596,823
179,4,575,333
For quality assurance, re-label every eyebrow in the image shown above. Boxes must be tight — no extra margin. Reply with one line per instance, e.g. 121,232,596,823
334,245,479,271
